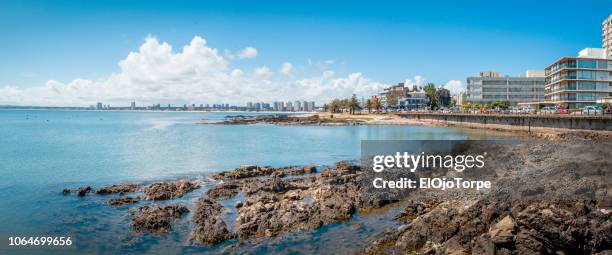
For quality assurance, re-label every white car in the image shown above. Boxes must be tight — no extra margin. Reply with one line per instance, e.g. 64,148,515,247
540,106,556,114
520,107,536,114
582,106,602,115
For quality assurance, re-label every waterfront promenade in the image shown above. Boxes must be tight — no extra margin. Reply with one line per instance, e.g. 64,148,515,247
398,112,612,131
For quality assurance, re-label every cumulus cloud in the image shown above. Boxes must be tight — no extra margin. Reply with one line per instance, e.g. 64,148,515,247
236,46,258,59
254,66,272,77
404,75,427,88
0,36,387,106
280,62,293,75
443,80,465,95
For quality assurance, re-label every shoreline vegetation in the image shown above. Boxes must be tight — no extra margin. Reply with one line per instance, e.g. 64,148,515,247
61,135,612,254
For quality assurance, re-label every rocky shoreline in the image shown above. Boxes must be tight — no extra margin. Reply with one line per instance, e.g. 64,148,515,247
61,137,611,254
204,114,366,126
204,113,612,140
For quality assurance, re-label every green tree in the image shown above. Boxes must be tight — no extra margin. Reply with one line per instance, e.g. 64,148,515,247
365,99,372,113
328,99,342,113
412,84,418,92
436,88,451,107
489,101,509,109
424,83,439,110
341,98,350,112
349,94,361,115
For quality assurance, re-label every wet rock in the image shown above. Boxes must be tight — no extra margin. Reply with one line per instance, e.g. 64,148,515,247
211,165,276,180
206,181,240,200
284,165,317,176
108,196,141,206
189,197,232,246
211,165,318,180
61,188,71,195
75,186,92,196
144,180,200,200
302,165,317,174
197,162,385,241
129,204,189,233
228,162,381,239
96,183,141,195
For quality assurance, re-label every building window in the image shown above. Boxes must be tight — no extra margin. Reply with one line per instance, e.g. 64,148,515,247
577,60,596,69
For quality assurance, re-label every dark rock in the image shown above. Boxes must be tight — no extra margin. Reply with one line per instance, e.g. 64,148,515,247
224,162,382,239
61,188,71,195
189,197,232,246
206,181,240,200
108,196,141,206
75,186,92,196
211,165,276,180
129,204,189,233
211,165,318,181
96,183,141,194
144,180,200,200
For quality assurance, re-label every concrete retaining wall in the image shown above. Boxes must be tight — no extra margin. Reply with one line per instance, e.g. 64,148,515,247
399,113,612,131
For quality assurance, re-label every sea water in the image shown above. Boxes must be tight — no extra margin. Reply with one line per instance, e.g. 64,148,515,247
0,109,509,254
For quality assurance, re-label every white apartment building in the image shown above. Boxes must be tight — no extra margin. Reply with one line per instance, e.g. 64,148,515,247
603,14,612,58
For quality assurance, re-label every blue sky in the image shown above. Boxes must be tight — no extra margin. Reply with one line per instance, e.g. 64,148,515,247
0,0,609,106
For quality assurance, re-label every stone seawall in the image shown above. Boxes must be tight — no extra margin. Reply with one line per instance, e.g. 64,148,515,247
398,113,612,131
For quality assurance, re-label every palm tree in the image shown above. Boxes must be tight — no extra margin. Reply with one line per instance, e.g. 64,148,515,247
424,83,439,110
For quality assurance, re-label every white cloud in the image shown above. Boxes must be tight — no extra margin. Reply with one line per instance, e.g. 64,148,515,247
280,62,294,75
443,80,465,95
0,36,387,106
293,72,386,103
236,46,258,59
403,75,427,89
254,66,272,77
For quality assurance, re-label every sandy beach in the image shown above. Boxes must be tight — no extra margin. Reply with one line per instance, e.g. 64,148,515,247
290,112,612,139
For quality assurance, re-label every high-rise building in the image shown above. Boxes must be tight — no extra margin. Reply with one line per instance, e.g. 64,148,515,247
542,48,611,109
294,100,302,111
96,102,103,110
466,70,545,105
286,101,293,111
130,101,136,110
603,14,612,58
303,101,315,112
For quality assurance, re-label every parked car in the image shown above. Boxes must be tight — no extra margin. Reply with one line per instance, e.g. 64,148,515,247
540,106,556,114
582,105,603,115
556,108,569,114
521,107,536,114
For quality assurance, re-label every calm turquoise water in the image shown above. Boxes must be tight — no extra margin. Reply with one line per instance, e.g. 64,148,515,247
0,109,508,254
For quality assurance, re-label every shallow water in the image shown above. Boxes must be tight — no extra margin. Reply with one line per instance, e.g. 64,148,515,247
0,109,512,254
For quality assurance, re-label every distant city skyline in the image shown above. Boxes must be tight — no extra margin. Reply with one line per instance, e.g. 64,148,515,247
0,0,609,106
